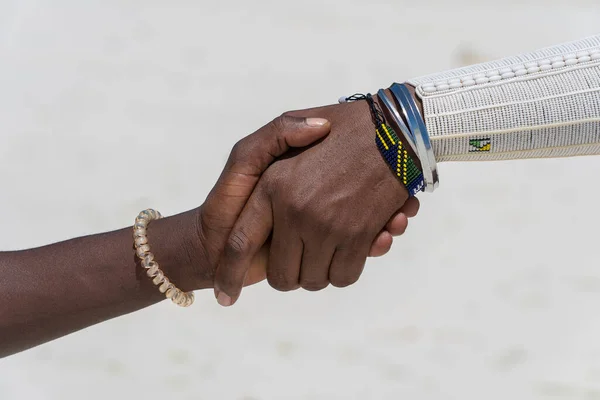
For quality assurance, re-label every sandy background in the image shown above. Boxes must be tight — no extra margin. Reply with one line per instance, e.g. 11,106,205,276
1,1,600,399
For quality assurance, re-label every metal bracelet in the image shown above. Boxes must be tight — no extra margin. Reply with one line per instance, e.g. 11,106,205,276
389,83,439,192
376,89,417,155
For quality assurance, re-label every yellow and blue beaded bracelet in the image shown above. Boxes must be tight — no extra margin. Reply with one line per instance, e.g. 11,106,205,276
339,93,425,196
375,122,424,196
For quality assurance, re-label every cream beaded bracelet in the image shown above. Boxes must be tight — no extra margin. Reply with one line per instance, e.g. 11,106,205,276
133,209,195,307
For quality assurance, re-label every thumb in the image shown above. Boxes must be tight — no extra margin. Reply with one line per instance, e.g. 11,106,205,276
277,116,332,148
200,115,330,263
224,115,331,177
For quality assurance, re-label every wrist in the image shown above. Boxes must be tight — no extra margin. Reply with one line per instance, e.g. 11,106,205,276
336,97,410,206
372,87,422,171
145,208,212,292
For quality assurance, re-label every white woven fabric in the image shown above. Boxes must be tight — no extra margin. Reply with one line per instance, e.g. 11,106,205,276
408,35,600,162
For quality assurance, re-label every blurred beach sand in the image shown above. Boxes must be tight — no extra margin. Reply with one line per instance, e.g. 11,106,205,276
1,1,600,399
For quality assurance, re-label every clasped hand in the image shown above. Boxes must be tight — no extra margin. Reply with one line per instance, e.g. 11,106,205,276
195,100,419,306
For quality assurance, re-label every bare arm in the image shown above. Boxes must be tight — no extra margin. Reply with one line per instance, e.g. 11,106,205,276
0,116,334,358
0,210,202,358
0,115,410,358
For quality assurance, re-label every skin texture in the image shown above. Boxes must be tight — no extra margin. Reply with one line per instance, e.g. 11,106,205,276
213,97,414,306
0,116,333,357
244,196,419,286
0,107,419,357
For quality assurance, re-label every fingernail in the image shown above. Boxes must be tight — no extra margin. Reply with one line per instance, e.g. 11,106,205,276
306,117,328,127
215,290,232,307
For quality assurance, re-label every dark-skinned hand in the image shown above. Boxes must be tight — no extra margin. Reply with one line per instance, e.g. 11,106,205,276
212,99,415,306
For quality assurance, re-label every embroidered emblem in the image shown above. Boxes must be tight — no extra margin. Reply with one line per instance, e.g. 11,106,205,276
469,138,491,152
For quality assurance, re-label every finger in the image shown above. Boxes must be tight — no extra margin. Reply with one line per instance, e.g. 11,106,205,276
244,243,269,287
299,239,336,291
222,115,331,183
386,213,409,236
400,197,420,218
368,231,394,258
329,241,370,288
267,217,302,292
214,190,272,306
200,116,331,251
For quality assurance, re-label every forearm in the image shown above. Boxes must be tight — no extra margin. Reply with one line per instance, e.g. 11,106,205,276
0,209,206,358
407,34,600,161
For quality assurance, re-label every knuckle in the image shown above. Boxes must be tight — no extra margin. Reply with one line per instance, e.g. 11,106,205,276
267,274,298,292
329,224,349,239
270,114,288,133
330,273,360,288
300,279,329,292
287,203,305,221
229,138,248,161
227,137,268,178
224,230,252,259
330,258,365,288
344,222,370,238
287,198,312,222
270,112,300,134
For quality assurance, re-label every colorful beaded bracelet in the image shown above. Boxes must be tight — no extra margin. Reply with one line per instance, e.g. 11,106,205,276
375,122,425,196
339,93,425,196
377,88,417,154
133,209,195,307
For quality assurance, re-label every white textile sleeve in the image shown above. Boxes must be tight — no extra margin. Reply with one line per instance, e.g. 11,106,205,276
407,35,600,162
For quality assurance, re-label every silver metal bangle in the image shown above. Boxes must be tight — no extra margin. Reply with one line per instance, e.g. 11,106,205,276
389,83,439,192
376,89,418,155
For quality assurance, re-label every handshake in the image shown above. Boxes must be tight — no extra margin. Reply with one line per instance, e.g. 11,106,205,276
187,88,421,307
